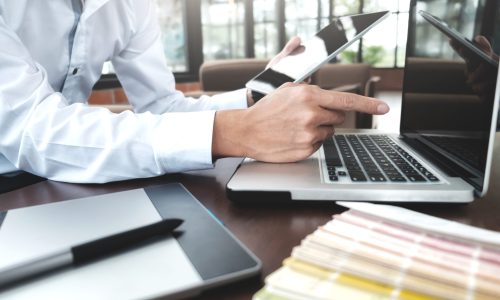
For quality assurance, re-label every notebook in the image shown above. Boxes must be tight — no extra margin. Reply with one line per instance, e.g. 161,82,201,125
226,2,500,203
0,183,261,299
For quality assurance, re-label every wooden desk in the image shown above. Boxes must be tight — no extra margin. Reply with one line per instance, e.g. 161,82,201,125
1,133,499,299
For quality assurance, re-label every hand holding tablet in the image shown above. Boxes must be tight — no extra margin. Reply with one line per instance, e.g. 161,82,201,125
246,11,390,99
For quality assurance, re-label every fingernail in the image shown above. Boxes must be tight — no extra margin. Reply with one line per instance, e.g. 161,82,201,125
377,104,389,114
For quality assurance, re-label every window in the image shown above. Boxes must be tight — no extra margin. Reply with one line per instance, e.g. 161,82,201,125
98,0,469,88
156,0,188,72
254,0,279,58
201,0,246,60
96,0,192,88
334,0,410,67
413,0,479,60
333,0,361,16
284,0,321,38
197,0,409,68
279,0,410,67
172,0,411,73
360,0,411,67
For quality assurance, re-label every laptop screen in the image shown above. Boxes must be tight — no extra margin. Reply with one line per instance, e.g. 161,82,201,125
401,0,499,193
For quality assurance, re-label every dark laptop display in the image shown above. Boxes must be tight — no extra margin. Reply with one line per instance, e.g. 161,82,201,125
401,0,499,192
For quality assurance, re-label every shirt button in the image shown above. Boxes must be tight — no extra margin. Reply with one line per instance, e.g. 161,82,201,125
72,68,79,75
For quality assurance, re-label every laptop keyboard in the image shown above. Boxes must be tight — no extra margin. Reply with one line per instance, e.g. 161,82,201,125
323,135,440,183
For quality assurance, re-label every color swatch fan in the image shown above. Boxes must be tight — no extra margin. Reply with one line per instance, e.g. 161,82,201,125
254,202,500,300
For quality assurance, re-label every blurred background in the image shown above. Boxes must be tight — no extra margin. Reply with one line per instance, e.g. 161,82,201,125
94,0,499,131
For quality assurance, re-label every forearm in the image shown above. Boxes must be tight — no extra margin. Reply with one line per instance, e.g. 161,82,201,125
212,109,249,159
211,84,389,164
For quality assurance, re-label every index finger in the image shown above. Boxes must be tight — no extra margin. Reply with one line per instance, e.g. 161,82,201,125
320,90,390,115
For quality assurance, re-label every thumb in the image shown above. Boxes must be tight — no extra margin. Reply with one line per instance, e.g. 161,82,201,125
282,36,302,55
266,36,302,69
474,36,493,55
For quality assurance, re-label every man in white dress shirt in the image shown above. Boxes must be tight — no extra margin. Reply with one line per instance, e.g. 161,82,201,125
0,0,389,184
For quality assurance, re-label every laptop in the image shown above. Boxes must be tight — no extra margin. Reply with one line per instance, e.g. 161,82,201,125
227,3,500,203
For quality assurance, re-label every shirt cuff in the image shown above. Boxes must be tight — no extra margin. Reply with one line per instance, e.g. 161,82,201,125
153,110,216,173
207,88,249,110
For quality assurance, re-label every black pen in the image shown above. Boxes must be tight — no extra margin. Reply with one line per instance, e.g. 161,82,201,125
0,218,183,288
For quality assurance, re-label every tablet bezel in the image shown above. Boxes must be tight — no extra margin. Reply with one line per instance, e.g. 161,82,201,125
145,183,262,298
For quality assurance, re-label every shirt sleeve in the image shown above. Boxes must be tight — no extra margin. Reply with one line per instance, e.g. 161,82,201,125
108,0,249,176
0,14,241,184
111,0,248,114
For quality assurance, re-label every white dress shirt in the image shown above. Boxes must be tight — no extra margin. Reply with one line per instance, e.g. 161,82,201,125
0,0,248,183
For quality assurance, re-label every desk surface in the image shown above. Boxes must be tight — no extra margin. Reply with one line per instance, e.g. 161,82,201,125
1,133,500,300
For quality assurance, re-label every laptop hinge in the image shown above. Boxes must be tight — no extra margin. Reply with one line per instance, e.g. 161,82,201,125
399,135,476,182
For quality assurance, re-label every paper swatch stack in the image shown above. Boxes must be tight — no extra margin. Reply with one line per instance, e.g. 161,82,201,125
254,202,500,300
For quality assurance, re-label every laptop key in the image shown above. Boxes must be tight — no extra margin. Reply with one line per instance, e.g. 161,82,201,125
346,165,361,171
402,169,419,176
349,171,367,182
329,175,339,181
364,166,379,172
323,143,342,166
427,176,439,182
408,175,426,182
389,176,407,182
369,174,387,182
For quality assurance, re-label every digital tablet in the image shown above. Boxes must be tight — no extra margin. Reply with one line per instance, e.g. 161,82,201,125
0,183,261,299
246,11,390,96
419,10,498,68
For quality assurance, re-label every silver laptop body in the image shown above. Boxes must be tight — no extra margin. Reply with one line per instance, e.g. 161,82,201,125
227,5,500,203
